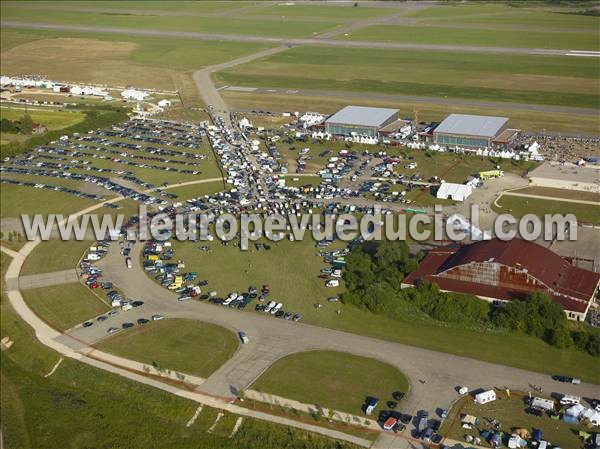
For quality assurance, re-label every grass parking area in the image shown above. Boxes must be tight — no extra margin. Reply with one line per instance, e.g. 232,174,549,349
21,239,93,275
440,390,587,449
494,194,600,225
1,283,358,449
22,283,109,331
252,350,408,416
96,319,238,378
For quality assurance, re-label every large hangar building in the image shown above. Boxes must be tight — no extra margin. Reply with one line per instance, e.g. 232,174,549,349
325,106,400,137
433,113,516,149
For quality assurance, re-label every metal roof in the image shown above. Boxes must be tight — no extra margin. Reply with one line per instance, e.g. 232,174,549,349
325,106,398,128
434,114,508,138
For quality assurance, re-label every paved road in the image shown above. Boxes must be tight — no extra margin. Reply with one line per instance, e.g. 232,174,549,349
1,21,582,57
18,269,79,289
61,240,599,415
224,85,600,117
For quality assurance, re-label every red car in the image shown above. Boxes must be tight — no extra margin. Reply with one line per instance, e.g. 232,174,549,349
89,282,100,289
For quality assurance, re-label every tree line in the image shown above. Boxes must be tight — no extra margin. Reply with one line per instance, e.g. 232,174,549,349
342,240,600,356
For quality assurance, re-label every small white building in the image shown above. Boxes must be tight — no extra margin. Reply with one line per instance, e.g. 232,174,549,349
436,182,473,202
157,99,172,108
121,89,149,101
475,389,497,405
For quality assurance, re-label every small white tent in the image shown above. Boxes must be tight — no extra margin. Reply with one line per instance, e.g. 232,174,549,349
475,390,497,405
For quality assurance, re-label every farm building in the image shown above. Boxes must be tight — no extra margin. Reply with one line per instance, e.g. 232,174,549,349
436,182,472,202
325,106,400,138
528,162,600,193
402,239,600,321
433,114,517,149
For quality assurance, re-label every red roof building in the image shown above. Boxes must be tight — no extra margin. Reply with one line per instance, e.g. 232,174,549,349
402,239,600,321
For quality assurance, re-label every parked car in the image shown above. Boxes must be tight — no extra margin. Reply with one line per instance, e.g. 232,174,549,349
107,327,119,334
125,257,132,269
239,331,249,344
137,318,149,325
122,322,134,329
83,321,93,328
151,314,164,321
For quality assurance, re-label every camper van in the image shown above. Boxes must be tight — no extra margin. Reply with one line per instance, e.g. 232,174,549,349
560,394,581,406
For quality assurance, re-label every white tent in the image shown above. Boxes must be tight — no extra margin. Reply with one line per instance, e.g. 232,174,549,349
436,182,473,202
475,390,497,404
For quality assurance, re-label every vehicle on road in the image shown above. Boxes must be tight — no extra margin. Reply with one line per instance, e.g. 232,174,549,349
125,257,132,269
97,315,107,322
107,327,119,334
83,321,93,328
239,331,249,344
151,314,164,321
137,318,149,325
553,375,581,384
122,322,134,329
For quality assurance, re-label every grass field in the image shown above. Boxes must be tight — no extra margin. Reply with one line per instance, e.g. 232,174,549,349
22,283,109,331
0,106,86,130
1,6,340,38
494,194,600,225
96,319,238,378
510,186,600,203
163,179,226,201
252,350,409,416
172,236,599,383
440,390,586,449
21,239,93,275
217,46,599,110
344,25,598,50
0,281,359,449
0,183,98,218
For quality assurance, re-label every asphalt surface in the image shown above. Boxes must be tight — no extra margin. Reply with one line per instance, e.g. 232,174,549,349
1,21,582,57
61,240,599,416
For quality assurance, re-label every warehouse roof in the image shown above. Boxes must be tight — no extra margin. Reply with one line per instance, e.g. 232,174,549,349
325,106,398,128
435,114,508,138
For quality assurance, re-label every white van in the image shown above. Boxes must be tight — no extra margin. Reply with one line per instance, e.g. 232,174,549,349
326,279,340,288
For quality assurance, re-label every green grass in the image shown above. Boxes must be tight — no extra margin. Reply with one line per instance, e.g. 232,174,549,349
1,6,340,38
172,236,599,383
22,283,109,331
494,194,600,225
248,4,399,20
0,106,86,130
440,391,587,449
96,319,239,378
344,25,599,51
217,46,599,110
21,239,93,275
510,186,600,203
163,180,226,201
0,287,359,449
252,350,409,416
0,183,98,218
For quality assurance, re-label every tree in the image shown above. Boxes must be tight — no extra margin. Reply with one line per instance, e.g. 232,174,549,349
19,113,33,135
0,118,17,133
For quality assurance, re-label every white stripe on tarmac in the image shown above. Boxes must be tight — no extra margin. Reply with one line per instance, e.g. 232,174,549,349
565,50,600,57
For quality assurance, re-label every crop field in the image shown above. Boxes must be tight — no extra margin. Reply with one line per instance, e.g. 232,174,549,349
217,46,599,110
252,350,409,416
97,319,238,378
22,283,109,331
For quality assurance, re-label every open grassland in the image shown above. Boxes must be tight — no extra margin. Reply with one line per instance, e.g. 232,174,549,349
343,25,599,50
0,106,86,129
22,283,109,331
0,183,98,218
1,29,273,101
224,91,600,135
0,6,340,38
247,3,399,20
252,350,409,416
21,239,93,275
172,237,599,383
0,288,359,449
511,186,600,203
217,46,599,110
97,319,239,378
440,391,586,449
494,194,600,225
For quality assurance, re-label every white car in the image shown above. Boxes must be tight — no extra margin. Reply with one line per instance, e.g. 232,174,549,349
264,301,276,313
326,279,340,288
239,331,249,344
270,302,283,315
151,314,164,321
